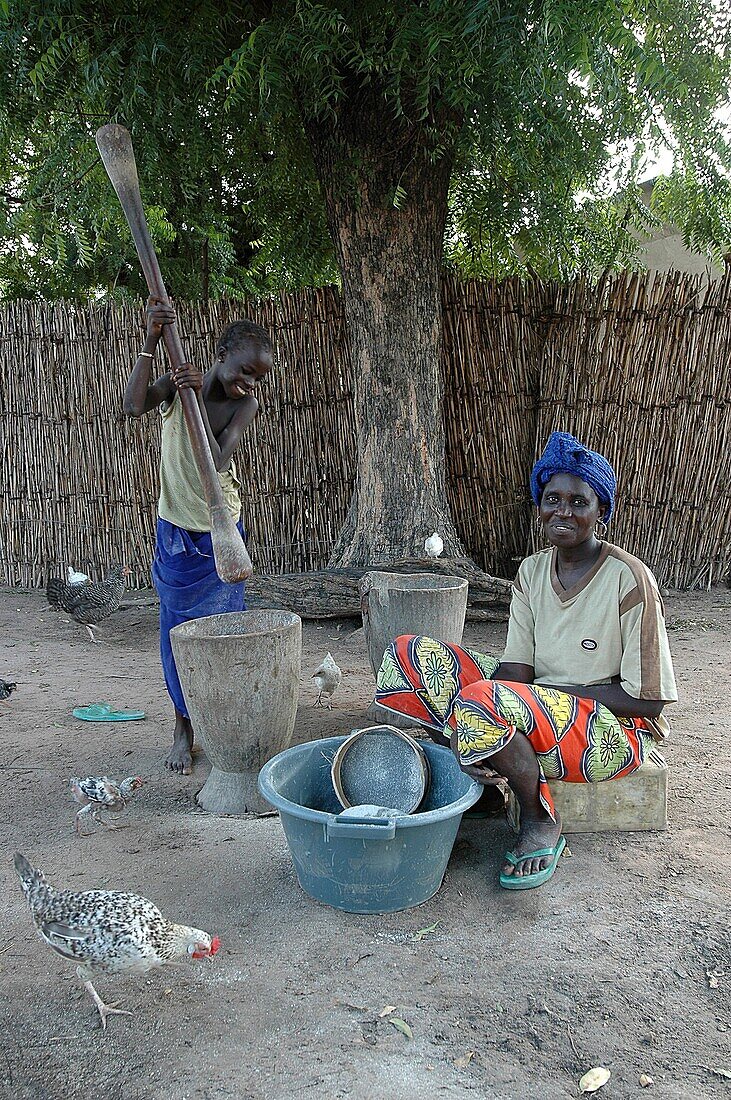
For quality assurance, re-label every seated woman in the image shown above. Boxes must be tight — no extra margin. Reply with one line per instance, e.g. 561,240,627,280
375,431,677,891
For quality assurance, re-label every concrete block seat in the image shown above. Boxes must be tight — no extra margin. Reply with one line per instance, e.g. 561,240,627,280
507,746,668,833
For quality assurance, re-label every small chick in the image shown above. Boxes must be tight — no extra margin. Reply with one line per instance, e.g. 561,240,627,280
67,566,91,586
313,652,342,709
0,679,17,701
424,532,444,559
70,776,144,836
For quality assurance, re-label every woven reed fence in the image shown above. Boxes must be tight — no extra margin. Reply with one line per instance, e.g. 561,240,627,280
1,271,730,590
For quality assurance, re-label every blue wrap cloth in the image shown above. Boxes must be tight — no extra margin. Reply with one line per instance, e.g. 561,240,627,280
152,518,247,718
530,431,616,521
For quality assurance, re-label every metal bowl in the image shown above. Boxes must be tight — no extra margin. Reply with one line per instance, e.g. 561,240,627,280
331,725,430,815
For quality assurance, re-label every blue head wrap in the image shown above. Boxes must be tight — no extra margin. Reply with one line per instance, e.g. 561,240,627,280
530,432,616,522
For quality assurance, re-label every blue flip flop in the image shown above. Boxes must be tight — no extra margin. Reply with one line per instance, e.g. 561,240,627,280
499,835,567,890
72,703,146,722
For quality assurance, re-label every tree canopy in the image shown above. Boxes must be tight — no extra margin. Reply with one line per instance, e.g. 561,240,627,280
3,1,731,565
1,0,730,301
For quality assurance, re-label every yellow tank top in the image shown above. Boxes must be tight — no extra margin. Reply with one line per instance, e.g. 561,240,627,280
158,393,241,532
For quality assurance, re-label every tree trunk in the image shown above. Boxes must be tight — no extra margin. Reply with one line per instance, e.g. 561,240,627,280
303,87,464,567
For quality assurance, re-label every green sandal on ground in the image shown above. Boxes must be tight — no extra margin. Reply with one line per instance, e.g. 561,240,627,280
72,703,146,722
499,835,566,890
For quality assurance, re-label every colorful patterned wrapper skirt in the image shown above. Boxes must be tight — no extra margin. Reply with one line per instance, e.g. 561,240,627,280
375,634,655,819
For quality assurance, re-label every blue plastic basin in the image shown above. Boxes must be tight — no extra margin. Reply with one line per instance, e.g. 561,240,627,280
258,736,482,913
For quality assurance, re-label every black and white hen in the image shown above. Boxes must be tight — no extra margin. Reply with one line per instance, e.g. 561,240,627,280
0,679,16,700
46,564,129,641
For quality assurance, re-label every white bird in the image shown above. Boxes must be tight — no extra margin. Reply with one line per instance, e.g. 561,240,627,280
313,653,342,709
424,532,444,559
67,566,91,586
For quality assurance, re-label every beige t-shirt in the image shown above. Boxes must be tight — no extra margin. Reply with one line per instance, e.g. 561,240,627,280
502,543,677,734
157,393,241,532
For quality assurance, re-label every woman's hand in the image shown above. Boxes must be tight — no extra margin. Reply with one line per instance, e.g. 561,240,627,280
146,296,176,340
460,762,507,787
449,727,507,785
171,362,203,393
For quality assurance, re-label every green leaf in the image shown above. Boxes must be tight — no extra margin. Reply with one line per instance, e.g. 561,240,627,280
410,919,441,941
389,1017,413,1039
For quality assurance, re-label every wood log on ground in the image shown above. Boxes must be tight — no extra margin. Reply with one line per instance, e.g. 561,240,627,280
245,558,511,621
121,559,512,621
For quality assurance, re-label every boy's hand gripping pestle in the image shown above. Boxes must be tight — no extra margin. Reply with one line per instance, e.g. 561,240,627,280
95,123,252,584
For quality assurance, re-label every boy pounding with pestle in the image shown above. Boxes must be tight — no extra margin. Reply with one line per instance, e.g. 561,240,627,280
124,298,273,774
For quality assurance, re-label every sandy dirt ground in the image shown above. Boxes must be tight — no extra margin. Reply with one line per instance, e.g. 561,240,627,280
0,585,729,1100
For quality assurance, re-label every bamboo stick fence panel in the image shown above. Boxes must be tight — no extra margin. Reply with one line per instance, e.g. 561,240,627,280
442,275,544,578
531,271,731,586
1,272,729,590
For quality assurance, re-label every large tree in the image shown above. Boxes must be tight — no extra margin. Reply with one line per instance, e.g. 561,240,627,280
2,1,730,564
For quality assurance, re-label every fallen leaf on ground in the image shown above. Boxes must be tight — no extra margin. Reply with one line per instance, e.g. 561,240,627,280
639,1073,654,1087
454,1051,475,1068
411,920,441,942
706,967,723,988
389,1017,413,1039
379,1005,397,1017
579,1067,611,1094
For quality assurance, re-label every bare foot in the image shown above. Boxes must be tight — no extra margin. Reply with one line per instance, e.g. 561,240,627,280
165,737,193,774
502,812,563,879
165,713,193,775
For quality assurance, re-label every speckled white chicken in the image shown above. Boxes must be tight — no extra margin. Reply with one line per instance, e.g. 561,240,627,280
312,652,342,708
14,853,220,1029
69,775,144,835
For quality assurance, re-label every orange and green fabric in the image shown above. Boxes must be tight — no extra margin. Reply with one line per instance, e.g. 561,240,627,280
375,634,654,819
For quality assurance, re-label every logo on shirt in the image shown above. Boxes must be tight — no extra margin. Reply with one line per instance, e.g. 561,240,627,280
581,638,598,651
